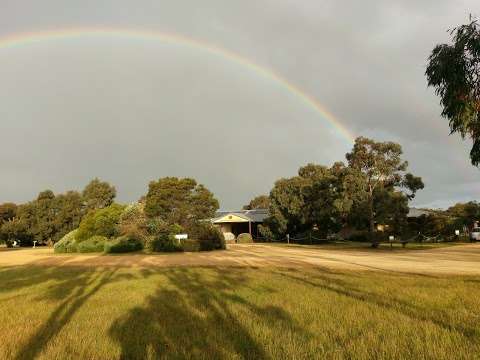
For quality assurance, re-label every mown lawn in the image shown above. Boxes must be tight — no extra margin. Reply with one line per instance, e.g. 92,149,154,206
0,265,479,359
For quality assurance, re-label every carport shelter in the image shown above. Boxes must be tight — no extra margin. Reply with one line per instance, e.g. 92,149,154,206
211,209,269,239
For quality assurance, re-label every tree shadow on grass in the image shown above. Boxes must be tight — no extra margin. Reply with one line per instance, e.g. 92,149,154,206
13,268,119,360
275,268,480,341
109,267,308,359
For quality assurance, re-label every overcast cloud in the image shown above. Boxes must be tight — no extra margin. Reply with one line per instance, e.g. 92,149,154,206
0,0,478,209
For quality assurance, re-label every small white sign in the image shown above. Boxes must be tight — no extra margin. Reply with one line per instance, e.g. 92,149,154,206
174,234,188,240
455,230,460,236
389,235,394,241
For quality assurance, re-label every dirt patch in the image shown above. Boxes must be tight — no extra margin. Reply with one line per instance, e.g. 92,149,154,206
0,243,479,274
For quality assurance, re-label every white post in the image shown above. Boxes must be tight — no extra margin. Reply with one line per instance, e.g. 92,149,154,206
287,234,290,244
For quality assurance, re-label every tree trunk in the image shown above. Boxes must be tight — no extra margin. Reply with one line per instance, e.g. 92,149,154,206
368,190,378,248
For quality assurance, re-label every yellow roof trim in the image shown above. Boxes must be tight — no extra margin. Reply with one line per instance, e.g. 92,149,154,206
212,214,250,223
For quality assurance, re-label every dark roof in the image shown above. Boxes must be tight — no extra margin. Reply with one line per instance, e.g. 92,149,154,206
407,207,435,218
214,209,269,222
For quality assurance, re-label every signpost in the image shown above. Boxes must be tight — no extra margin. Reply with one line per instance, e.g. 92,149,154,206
389,235,394,249
174,234,188,245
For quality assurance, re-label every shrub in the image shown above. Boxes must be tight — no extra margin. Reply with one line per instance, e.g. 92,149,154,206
146,218,167,236
77,235,107,253
147,228,183,253
237,233,253,243
118,203,148,241
347,231,369,242
182,239,201,252
148,234,182,252
190,223,226,251
54,229,79,253
104,235,143,253
76,204,125,241
258,225,275,241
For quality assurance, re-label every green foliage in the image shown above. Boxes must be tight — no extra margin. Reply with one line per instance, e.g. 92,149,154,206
266,163,357,238
347,232,369,242
54,230,79,253
446,201,480,227
104,235,143,253
0,203,17,225
237,233,253,243
0,189,85,246
146,223,184,252
243,195,270,210
261,138,423,244
346,137,424,241
181,239,201,252
76,204,125,242
375,190,409,234
148,233,182,252
426,17,480,165
51,191,84,242
258,224,275,240
118,203,148,241
144,177,219,226
82,178,116,211
189,223,226,251
0,218,32,247
77,235,108,253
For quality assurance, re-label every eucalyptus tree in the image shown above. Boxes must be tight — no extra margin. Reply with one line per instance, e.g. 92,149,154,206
426,17,480,165
346,137,424,246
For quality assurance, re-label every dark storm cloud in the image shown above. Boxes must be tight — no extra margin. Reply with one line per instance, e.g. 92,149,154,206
0,0,478,209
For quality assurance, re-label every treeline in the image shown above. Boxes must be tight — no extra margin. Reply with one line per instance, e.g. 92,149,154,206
410,202,480,240
0,179,116,246
248,137,425,245
0,177,223,252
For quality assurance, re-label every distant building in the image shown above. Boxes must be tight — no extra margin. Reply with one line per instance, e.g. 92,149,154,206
211,209,269,240
407,207,436,218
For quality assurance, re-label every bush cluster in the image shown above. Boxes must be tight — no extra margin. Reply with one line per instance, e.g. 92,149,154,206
190,223,226,251
104,235,143,253
181,239,201,252
53,201,226,254
236,233,253,243
77,235,108,253
76,204,125,241
54,230,79,253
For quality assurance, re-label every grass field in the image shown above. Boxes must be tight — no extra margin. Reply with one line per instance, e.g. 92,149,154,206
1,265,479,359
275,241,463,251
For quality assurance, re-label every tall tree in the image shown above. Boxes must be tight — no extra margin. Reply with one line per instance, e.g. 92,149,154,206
266,163,356,238
426,17,480,165
346,137,424,246
52,191,84,241
243,195,270,210
446,201,480,227
82,178,116,210
144,177,219,227
0,203,17,225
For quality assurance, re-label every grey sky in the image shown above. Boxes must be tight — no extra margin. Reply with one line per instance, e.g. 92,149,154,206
0,0,478,209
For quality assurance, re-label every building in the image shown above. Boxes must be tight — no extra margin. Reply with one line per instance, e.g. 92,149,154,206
407,207,436,218
211,209,269,240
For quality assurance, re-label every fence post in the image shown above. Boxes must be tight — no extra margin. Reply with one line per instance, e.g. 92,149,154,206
287,234,290,244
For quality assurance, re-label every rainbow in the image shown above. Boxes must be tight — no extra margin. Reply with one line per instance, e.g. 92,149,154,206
0,28,355,143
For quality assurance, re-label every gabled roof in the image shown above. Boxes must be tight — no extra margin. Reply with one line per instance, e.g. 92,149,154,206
212,209,269,223
407,207,436,218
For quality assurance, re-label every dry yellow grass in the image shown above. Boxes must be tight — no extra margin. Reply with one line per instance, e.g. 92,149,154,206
0,264,479,359
1,244,479,359
1,243,480,275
